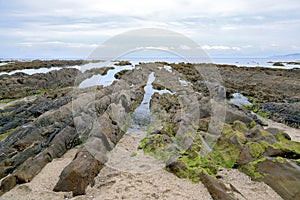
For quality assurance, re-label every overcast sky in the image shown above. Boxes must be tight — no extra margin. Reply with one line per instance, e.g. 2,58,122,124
0,0,300,59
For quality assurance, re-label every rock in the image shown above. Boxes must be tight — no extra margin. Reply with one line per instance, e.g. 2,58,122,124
199,172,234,200
261,102,300,128
256,159,300,200
53,148,103,196
0,175,17,196
0,68,79,99
0,60,86,73
166,160,188,178
265,128,291,140
238,146,255,165
225,108,253,125
14,152,52,183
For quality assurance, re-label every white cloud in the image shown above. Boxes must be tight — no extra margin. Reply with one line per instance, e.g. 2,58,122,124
202,45,241,51
1,0,300,58
179,45,191,50
17,41,98,49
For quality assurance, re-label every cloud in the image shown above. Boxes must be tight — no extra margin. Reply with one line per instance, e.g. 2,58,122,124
202,45,241,51
0,0,300,58
17,41,98,49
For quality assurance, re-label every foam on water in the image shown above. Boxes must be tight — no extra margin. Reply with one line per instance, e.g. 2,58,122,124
230,93,252,107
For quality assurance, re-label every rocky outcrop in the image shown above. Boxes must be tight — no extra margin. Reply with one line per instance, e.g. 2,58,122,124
261,102,300,128
54,81,145,195
53,148,103,196
0,59,87,73
0,66,113,100
139,82,300,200
0,61,299,199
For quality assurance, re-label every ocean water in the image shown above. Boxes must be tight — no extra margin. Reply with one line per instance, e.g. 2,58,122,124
1,51,299,77
212,57,300,69
127,72,173,132
78,63,134,88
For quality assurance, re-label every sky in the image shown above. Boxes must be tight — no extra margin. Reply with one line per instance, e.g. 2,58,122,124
0,0,300,59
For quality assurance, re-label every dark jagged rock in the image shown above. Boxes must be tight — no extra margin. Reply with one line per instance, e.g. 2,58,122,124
256,159,300,200
166,160,188,178
0,68,79,100
261,102,300,128
53,81,145,196
199,172,234,200
0,59,87,73
53,148,103,196
0,66,113,100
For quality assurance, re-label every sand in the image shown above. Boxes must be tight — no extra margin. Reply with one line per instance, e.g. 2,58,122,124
3,118,297,199
256,114,300,142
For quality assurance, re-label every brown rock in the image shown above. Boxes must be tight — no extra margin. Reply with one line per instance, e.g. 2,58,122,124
53,148,103,196
200,172,234,200
0,175,17,196
238,146,254,165
256,159,300,200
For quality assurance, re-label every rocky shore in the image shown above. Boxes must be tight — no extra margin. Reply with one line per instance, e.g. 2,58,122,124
0,61,299,199
0,60,97,73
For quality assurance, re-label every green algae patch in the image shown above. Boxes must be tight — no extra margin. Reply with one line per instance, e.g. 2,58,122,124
233,120,248,132
259,141,271,149
177,154,218,183
170,133,219,183
250,121,256,129
247,142,265,159
138,134,173,161
271,131,300,157
259,129,274,138
130,152,137,157
211,138,241,168
0,127,19,142
272,140,300,158
272,157,285,163
221,122,246,146
235,131,247,145
0,98,15,104
140,130,220,183
222,123,235,137
163,123,176,137
239,158,266,180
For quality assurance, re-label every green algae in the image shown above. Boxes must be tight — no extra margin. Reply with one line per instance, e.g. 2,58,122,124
212,138,240,168
0,127,19,142
272,157,285,163
272,131,300,157
250,121,256,129
177,155,218,183
233,120,248,132
247,142,265,159
239,158,266,180
138,120,300,185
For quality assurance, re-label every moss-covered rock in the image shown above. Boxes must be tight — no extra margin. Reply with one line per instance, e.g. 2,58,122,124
247,142,265,159
233,120,248,132
272,157,285,163
239,158,266,180
249,121,256,129
212,137,241,168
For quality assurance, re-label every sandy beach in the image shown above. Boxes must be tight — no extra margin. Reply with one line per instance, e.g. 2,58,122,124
2,129,289,200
